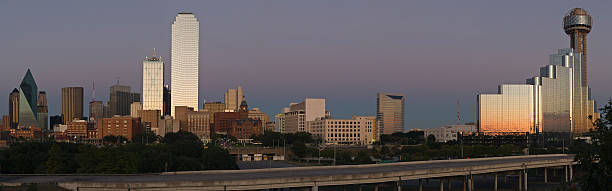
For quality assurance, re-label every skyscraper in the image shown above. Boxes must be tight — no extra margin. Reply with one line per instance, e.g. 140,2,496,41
8,88,19,128
376,93,405,135
18,69,39,128
163,85,170,116
37,91,48,131
171,12,199,117
61,87,84,123
142,49,164,115
224,86,244,111
89,101,104,122
109,84,131,116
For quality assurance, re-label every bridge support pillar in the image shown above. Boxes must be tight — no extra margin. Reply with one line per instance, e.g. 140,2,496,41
419,179,423,191
569,164,573,182
311,185,318,191
469,174,474,191
523,169,528,191
494,173,498,191
397,177,402,191
358,184,363,191
463,176,466,191
565,165,568,183
374,184,379,191
519,171,523,191
544,168,548,183
440,178,444,191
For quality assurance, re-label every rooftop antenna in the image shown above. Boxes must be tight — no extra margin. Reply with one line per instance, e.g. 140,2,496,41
457,100,461,125
153,48,157,57
92,80,96,101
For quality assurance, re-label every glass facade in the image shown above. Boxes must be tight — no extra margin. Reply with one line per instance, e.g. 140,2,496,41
18,69,39,128
478,49,597,135
478,84,537,134
171,13,199,117
142,51,164,114
376,93,405,135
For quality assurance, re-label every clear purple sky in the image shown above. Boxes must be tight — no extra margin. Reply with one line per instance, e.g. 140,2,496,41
1,1,611,130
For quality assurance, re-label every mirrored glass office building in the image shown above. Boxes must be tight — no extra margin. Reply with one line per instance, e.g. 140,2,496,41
478,49,597,135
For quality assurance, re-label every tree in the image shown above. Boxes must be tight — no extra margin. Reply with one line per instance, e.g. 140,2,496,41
574,100,612,190
427,134,436,144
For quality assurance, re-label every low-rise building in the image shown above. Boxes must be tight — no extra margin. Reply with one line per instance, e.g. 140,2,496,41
65,120,89,139
424,125,476,143
186,110,211,139
97,116,143,140
308,116,376,145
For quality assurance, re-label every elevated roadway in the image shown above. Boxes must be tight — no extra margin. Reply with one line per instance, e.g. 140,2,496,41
0,154,575,191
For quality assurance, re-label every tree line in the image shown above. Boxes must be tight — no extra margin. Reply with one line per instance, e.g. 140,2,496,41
0,131,237,174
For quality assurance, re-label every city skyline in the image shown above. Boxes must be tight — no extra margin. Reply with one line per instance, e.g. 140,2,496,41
1,1,612,130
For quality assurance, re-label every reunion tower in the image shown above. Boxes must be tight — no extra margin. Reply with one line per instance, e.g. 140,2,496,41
563,8,592,86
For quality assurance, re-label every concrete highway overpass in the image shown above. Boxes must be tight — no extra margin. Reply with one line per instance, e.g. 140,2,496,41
0,154,575,191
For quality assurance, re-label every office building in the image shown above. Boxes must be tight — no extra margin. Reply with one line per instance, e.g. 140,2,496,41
274,113,285,133
186,110,211,139
61,87,84,124
49,115,62,131
174,106,193,130
97,116,143,140
308,116,376,145
478,9,598,136
9,88,19,128
89,101,104,122
109,84,131,116
131,93,141,103
171,12,199,117
65,120,89,140
478,84,539,134
141,110,160,135
248,108,270,128
37,91,48,131
158,115,180,137
424,125,476,143
18,69,39,128
224,86,244,112
163,85,170,116
283,98,327,133
142,49,164,114
204,102,225,124
376,93,405,135
1,115,9,132
130,102,142,118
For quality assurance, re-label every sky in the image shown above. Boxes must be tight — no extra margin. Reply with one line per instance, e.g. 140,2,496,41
0,1,611,130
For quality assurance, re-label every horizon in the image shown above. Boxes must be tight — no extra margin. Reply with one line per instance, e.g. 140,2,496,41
1,1,611,130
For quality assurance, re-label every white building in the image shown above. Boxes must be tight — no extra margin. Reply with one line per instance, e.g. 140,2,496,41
274,113,285,133
142,49,164,114
424,125,476,143
283,98,328,133
308,116,376,145
130,102,142,118
171,12,199,117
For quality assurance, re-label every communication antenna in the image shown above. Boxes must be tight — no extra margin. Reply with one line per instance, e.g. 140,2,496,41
92,80,96,101
457,100,461,125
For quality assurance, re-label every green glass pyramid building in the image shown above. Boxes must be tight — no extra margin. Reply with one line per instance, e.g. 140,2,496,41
18,69,39,128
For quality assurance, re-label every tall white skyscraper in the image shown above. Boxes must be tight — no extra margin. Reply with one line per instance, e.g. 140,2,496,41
171,12,199,117
142,49,164,114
